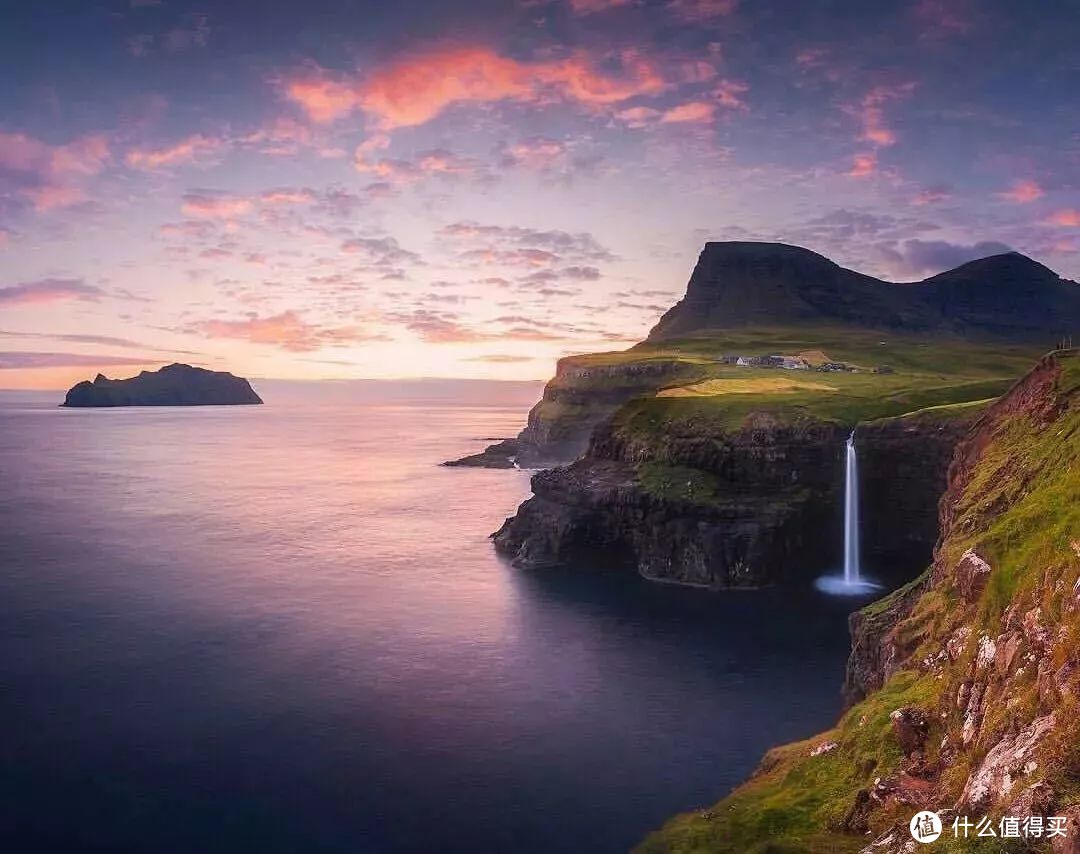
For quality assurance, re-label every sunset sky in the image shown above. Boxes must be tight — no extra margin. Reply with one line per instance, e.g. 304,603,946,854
2,0,1078,388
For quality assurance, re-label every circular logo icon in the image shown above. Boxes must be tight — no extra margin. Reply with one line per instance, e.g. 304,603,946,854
910,811,943,843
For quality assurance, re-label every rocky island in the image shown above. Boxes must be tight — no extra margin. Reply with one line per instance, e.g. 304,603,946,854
62,363,263,407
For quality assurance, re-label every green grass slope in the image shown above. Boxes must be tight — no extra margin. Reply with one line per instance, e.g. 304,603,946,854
636,350,1080,854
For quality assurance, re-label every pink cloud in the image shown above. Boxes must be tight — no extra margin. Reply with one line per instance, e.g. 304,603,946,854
500,137,567,169
660,101,715,124
614,105,660,127
354,140,479,183
1046,209,1080,227
180,193,253,219
241,117,334,156
23,184,88,211
49,135,110,176
0,131,110,211
851,84,915,148
847,152,877,178
998,180,1045,204
192,310,368,352
569,0,634,14
283,75,362,124
460,247,559,267
125,134,223,170
259,187,316,205
714,79,748,109
0,277,105,306
667,0,738,22
283,46,668,130
912,184,952,205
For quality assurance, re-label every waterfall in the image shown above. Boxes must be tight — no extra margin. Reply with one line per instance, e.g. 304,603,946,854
843,431,860,584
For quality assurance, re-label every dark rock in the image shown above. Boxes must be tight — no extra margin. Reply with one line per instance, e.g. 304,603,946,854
856,410,981,573
492,418,844,588
648,242,1080,343
443,438,520,468
955,550,993,601
890,707,931,757
846,572,931,707
62,363,262,407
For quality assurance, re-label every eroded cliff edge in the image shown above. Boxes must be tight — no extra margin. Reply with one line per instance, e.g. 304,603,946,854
639,350,1080,853
493,400,982,589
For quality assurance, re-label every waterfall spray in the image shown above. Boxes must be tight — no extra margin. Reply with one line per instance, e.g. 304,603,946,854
843,431,860,585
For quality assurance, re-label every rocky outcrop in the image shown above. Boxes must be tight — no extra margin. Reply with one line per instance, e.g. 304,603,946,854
955,549,993,600
495,402,975,588
844,573,929,705
494,413,848,587
62,363,262,407
447,356,708,467
959,713,1057,811
890,706,932,757
493,457,837,587
442,438,519,469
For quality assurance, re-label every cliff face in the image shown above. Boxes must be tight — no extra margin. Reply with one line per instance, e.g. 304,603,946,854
493,402,978,588
639,350,1080,854
857,405,981,575
62,363,263,407
449,355,709,467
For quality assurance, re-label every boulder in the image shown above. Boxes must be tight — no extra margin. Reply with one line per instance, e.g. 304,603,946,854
890,707,931,757
955,549,993,601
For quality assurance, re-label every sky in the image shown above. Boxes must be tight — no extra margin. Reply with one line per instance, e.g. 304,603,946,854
1,0,1079,388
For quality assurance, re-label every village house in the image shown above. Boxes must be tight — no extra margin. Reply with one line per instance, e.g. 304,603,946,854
725,354,810,370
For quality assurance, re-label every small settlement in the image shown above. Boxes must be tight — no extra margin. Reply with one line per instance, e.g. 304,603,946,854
718,354,894,374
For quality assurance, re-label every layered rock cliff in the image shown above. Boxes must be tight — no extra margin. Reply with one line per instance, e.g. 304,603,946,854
62,363,262,407
448,354,709,467
493,401,981,588
639,350,1080,853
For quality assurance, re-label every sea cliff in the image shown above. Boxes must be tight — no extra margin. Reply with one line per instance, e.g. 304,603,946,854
639,350,1080,853
493,402,981,588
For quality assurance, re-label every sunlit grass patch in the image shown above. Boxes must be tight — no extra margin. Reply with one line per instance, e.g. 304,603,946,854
657,376,839,398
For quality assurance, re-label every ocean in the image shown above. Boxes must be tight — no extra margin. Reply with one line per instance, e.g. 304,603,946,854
0,382,865,853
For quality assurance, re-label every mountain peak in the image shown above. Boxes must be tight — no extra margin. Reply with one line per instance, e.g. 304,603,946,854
923,250,1061,284
648,241,1079,344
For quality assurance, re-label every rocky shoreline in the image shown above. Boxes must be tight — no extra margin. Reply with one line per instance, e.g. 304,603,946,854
491,404,980,589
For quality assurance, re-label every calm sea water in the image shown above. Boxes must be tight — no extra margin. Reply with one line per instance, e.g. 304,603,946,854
0,382,868,853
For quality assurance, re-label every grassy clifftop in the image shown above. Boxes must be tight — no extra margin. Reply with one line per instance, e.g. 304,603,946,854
585,327,1041,446
637,351,1080,854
